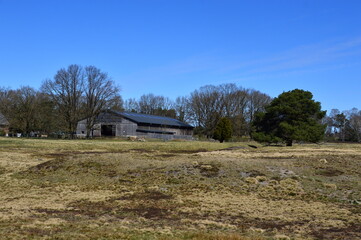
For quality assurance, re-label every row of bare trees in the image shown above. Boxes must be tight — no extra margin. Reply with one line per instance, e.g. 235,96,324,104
42,64,121,138
123,83,272,138
0,65,122,138
324,108,361,142
0,86,57,135
1,64,272,139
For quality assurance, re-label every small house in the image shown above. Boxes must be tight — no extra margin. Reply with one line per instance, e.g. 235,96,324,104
76,110,193,140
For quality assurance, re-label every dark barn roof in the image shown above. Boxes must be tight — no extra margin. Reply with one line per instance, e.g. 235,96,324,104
0,112,9,126
110,111,193,129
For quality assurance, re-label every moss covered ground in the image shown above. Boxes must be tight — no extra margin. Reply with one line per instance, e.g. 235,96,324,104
0,138,360,239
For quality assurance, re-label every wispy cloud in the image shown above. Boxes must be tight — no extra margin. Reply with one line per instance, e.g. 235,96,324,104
225,37,361,79
121,36,361,97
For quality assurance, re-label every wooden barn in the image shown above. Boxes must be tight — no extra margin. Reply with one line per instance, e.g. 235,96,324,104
0,112,9,135
76,110,194,140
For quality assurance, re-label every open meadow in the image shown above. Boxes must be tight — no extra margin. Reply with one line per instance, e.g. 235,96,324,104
0,138,360,240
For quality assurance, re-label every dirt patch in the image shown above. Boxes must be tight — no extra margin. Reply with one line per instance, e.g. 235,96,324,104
316,167,344,177
117,191,173,201
23,158,119,178
35,189,177,221
230,214,301,232
0,166,6,174
240,170,265,178
42,151,126,158
156,154,177,158
27,158,66,172
260,156,294,160
311,224,361,240
220,146,247,151
130,148,154,153
66,200,124,219
122,206,174,219
248,144,258,149
195,163,220,177
20,227,59,238
171,148,208,154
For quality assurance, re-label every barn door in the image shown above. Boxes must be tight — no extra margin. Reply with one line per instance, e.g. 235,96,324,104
101,125,115,137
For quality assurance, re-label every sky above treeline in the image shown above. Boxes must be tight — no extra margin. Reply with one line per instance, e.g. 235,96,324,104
0,0,360,112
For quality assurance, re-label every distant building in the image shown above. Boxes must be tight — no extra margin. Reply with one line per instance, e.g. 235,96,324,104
76,110,194,140
0,112,9,135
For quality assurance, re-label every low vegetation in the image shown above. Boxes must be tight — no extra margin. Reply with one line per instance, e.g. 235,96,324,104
0,138,360,239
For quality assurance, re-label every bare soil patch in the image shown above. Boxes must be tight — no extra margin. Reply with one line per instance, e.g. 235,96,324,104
171,148,208,154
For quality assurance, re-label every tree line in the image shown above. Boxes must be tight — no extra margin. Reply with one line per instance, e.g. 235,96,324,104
1,64,360,144
0,72,271,140
0,65,122,138
324,108,361,142
123,84,272,138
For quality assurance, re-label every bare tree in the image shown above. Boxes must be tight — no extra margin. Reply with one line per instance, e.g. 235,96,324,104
42,64,84,138
0,87,58,135
109,95,124,112
36,92,58,134
247,89,272,123
124,98,140,112
188,84,271,138
0,88,12,135
219,84,247,117
219,84,249,136
83,66,120,138
13,87,38,135
138,94,156,114
189,85,223,137
0,88,12,122
349,111,361,142
138,94,175,117
343,108,361,142
0,112,7,126
174,96,191,122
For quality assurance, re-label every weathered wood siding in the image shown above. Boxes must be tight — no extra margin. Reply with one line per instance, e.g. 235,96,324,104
76,112,193,140
76,121,102,137
76,118,137,137
137,125,193,135
115,118,137,136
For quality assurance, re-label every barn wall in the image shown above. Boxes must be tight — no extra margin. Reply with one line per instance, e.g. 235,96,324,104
92,124,101,137
116,119,137,136
137,125,193,136
136,125,193,140
76,121,87,137
76,112,193,140
136,132,193,140
76,121,102,137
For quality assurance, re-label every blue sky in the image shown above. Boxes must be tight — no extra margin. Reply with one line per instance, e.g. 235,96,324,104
0,0,360,112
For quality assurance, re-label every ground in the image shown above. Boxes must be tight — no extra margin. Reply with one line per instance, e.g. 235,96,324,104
0,138,360,240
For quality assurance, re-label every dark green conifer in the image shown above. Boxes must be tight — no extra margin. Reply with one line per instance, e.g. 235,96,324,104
214,117,232,143
252,89,326,146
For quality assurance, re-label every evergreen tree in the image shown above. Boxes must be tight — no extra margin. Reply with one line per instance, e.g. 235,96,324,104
213,117,232,143
252,89,326,146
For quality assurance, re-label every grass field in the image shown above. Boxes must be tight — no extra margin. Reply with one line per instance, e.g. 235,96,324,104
0,138,360,240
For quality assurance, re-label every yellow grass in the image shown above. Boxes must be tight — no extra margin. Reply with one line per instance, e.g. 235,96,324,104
0,137,360,239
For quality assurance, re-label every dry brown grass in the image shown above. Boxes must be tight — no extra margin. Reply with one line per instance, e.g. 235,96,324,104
0,138,360,239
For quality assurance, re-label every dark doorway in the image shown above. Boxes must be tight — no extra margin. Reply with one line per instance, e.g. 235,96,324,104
101,125,116,137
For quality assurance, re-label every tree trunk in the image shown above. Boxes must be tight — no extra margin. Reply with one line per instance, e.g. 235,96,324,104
286,139,293,146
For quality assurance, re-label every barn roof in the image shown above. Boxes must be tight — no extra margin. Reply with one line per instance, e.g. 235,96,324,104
111,111,193,128
0,112,9,125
